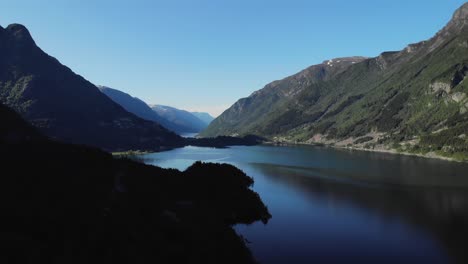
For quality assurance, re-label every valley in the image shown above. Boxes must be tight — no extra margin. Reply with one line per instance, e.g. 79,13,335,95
2,2,468,264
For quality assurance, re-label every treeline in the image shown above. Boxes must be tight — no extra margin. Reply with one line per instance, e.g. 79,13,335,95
185,135,266,148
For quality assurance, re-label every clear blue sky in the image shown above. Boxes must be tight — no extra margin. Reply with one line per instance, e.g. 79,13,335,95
1,0,466,116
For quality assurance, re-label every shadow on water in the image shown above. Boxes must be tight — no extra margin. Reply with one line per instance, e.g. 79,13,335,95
251,161,468,264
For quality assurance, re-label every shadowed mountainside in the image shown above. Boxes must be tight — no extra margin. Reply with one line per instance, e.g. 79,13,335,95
0,23,183,152
152,105,208,133
0,24,264,152
191,112,215,125
99,86,204,134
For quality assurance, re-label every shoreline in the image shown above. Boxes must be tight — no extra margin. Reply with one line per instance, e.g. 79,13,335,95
110,135,265,155
112,139,466,163
264,141,465,163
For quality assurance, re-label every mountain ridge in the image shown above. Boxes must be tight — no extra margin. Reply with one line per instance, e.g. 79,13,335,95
201,3,468,161
151,104,208,133
98,85,203,134
0,23,183,151
191,111,215,125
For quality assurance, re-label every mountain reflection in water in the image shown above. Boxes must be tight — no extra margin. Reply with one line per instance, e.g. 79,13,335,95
142,145,468,264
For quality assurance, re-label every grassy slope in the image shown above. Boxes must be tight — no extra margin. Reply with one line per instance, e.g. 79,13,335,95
202,5,468,161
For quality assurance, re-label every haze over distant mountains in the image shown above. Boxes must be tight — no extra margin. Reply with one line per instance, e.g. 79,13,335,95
191,112,215,125
99,86,213,134
201,3,468,160
151,104,209,133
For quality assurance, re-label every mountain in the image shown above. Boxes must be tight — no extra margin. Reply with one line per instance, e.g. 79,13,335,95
191,111,215,125
98,86,195,134
201,3,468,160
201,56,367,136
0,101,270,263
0,23,182,151
152,105,209,133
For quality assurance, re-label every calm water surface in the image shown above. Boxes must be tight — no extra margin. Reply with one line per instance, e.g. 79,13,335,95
140,145,468,264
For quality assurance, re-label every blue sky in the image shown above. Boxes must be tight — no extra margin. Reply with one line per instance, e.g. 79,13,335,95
1,0,466,116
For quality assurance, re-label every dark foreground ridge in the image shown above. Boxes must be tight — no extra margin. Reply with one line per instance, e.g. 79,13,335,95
0,103,271,264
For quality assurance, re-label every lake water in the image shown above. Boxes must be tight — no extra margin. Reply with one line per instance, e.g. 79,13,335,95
140,145,468,264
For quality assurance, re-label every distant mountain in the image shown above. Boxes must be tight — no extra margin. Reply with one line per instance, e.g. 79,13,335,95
152,105,208,133
98,86,195,134
191,112,215,125
98,86,166,124
201,3,468,160
0,23,182,151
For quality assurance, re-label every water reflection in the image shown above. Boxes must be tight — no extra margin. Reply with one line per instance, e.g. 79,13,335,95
248,162,468,264
142,145,468,264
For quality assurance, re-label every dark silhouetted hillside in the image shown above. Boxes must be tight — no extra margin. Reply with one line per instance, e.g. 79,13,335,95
0,102,271,264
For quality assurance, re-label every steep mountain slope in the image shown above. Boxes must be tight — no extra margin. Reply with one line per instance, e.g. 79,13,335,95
201,56,367,136
0,24,182,151
191,111,215,125
201,3,468,160
152,105,208,133
98,86,194,134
